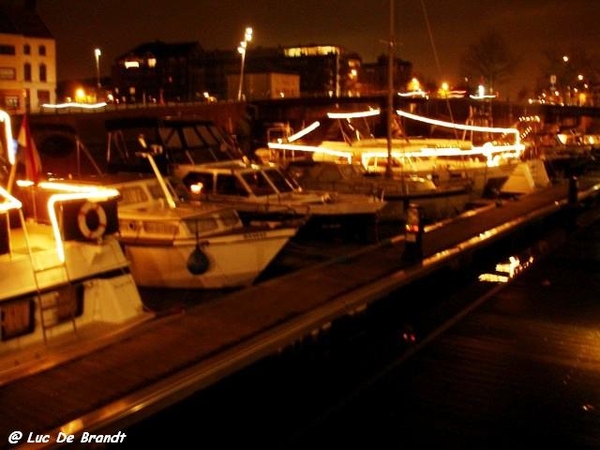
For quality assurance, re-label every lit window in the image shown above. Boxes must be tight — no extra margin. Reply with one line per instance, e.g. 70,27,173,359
147,58,157,68
0,67,16,80
5,96,19,108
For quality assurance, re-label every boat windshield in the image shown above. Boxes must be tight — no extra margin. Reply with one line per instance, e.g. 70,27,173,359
159,123,240,164
116,179,172,207
262,167,296,193
106,118,242,169
240,168,295,196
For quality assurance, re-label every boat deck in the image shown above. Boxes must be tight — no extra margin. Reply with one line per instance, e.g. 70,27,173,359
1,175,600,448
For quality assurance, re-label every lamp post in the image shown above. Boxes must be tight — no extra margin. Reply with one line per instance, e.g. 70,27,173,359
94,48,102,88
237,27,253,101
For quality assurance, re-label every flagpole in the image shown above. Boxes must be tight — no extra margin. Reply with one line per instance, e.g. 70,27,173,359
6,161,16,193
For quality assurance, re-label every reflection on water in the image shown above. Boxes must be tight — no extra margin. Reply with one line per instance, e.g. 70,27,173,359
478,253,535,283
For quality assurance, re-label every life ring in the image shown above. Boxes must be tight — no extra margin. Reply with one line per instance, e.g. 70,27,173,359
77,201,107,240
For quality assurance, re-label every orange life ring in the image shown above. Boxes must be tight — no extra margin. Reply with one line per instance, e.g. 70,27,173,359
77,201,107,240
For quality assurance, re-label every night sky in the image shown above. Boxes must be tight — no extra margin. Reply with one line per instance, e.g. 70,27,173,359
37,0,600,97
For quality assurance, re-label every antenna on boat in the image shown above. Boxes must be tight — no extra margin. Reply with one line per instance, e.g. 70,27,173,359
138,150,177,209
419,0,457,136
385,0,395,179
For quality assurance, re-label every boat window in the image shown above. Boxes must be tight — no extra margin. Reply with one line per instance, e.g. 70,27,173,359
219,209,240,227
0,298,35,341
183,172,214,193
117,186,149,206
181,126,204,148
262,168,295,193
197,125,220,146
184,217,219,235
159,126,183,149
143,221,179,236
241,171,277,196
148,181,169,200
216,174,249,196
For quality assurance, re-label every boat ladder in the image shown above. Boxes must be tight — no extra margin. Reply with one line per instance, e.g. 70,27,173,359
17,208,78,344
36,264,77,344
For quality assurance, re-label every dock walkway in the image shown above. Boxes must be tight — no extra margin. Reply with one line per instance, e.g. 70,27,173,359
1,175,600,449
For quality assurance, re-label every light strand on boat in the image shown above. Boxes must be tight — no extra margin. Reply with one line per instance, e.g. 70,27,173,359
360,144,522,160
267,142,353,163
398,90,429,98
45,186,120,262
0,109,15,165
37,181,120,197
0,185,23,212
327,109,381,119
397,109,520,136
470,94,497,100
287,121,321,142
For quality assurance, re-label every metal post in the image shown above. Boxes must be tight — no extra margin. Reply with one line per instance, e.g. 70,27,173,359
403,203,424,262
237,27,253,101
94,48,101,88
385,0,395,179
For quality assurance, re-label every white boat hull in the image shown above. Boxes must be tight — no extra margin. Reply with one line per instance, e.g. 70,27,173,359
0,233,146,355
122,228,295,289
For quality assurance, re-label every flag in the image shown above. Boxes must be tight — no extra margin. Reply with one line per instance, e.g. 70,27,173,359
17,114,42,183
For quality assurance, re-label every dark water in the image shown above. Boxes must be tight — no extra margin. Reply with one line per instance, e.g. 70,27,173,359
117,205,598,449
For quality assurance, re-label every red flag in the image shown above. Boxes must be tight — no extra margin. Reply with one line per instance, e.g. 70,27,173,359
17,114,42,183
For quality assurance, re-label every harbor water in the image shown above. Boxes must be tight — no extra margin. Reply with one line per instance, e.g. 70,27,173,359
120,199,600,449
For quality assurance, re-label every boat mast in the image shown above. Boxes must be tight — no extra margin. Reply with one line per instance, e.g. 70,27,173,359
385,0,395,179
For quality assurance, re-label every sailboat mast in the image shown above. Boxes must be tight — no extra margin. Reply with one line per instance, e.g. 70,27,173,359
385,0,395,178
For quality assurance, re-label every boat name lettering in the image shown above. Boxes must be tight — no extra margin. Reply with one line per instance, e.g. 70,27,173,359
244,231,267,240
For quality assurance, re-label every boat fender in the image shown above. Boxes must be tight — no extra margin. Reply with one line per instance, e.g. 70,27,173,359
187,243,210,275
77,201,107,240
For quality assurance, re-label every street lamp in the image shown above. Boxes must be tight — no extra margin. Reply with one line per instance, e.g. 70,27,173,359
94,48,101,88
237,27,253,101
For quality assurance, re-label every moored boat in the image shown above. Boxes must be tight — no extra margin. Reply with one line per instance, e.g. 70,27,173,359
265,108,525,198
0,110,148,361
103,156,299,289
103,115,387,242
282,158,473,223
174,159,386,242
0,183,148,358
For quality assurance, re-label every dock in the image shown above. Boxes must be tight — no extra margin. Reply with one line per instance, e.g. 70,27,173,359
2,174,600,449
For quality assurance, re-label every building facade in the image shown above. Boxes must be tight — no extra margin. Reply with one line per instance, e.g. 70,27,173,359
111,41,402,103
111,41,204,104
0,1,56,113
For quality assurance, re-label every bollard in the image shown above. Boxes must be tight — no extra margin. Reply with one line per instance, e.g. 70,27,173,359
568,176,579,206
403,203,424,262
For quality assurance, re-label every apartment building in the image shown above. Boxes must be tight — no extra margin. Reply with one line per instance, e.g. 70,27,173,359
0,1,56,113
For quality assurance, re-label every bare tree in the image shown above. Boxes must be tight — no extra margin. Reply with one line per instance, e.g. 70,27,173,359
460,30,519,94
